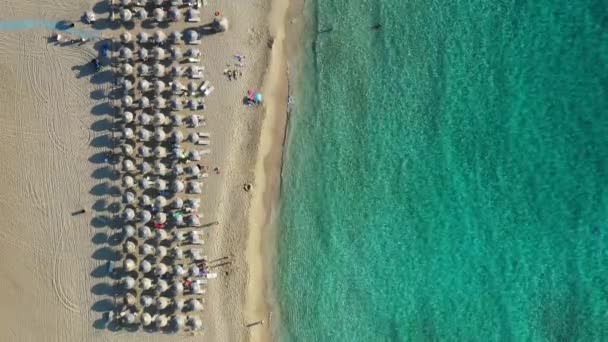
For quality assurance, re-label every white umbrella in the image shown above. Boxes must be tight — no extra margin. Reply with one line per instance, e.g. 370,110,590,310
137,8,148,20
140,312,152,327
140,161,152,174
120,9,133,22
171,80,184,94
139,96,150,109
188,149,201,161
155,263,168,276
191,249,204,260
172,164,184,176
125,292,137,306
123,127,134,140
170,97,183,110
138,128,152,141
174,264,186,276
153,96,166,109
187,215,201,226
124,258,136,271
172,180,185,192
120,31,132,43
191,231,202,244
157,296,170,309
152,46,165,60
156,244,167,257
139,79,150,91
140,210,152,223
123,191,136,204
140,177,151,189
138,113,152,125
186,47,200,58
141,295,154,307
122,175,135,187
154,127,166,141
139,47,149,61
120,0,131,6
191,281,203,294
155,195,167,208
173,196,184,208
188,132,199,144
155,314,168,328
188,198,200,209
140,259,152,273
170,30,182,43
171,65,184,77
154,162,167,175
188,165,201,176
171,113,183,126
123,225,136,237
188,98,199,110
188,298,203,311
214,16,229,32
138,63,149,76
170,46,182,60
123,276,136,289
124,240,137,254
152,112,166,126
122,159,135,172
155,179,167,190
155,212,167,223
154,80,166,95
153,8,165,22
172,130,184,143
174,297,185,310
122,79,133,93
154,0,164,6
153,63,165,77
173,281,184,295
141,243,155,256
121,94,133,107
168,7,180,21
189,264,200,277
174,213,184,226
173,247,184,259
186,8,200,21
190,114,200,127
184,29,198,43
153,30,166,43
189,317,203,330
173,314,186,329
139,225,152,239
141,277,153,290
124,312,136,324
138,146,151,158
140,194,152,206
119,47,133,60
137,31,149,44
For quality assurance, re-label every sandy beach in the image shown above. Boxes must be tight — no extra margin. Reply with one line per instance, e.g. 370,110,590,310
0,0,287,340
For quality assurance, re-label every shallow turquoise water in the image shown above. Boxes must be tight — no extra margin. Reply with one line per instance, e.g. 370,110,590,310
277,0,608,341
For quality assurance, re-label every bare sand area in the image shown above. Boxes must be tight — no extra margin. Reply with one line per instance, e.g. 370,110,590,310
0,0,284,340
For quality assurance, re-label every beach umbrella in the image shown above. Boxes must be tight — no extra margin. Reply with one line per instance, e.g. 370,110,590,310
154,162,167,175
120,0,131,6
122,276,135,290
141,313,153,327
153,8,165,22
153,30,166,43
171,80,184,94
152,112,166,126
173,314,186,329
122,112,134,124
141,277,153,290
187,81,197,94
171,65,185,77
154,127,166,141
190,114,199,127
123,225,136,237
170,97,183,110
172,179,185,193
187,215,201,226
188,181,202,194
138,79,150,91
191,281,203,294
155,212,167,224
191,249,204,260
154,179,167,191
140,209,152,223
189,264,200,277
168,7,180,21
140,177,151,189
153,97,166,110
188,132,199,144
191,230,202,244
188,198,200,209
170,30,182,43
186,8,200,21
174,213,184,226
120,31,132,43
141,243,155,256
140,161,152,174
156,245,168,258
139,96,150,109
124,258,136,272
123,191,136,204
138,47,149,61
173,196,184,209
174,264,186,276
123,240,137,254
139,225,152,239
188,316,202,331
173,245,184,257
138,113,152,125
122,174,135,187
172,164,184,176
122,208,135,221
141,295,154,308
213,16,229,32
186,47,200,58
152,63,165,77
188,298,203,311
188,98,199,110
157,296,170,310
140,259,152,273
120,9,133,22
137,31,149,44
140,194,152,206
174,297,185,310
124,292,136,306
169,46,182,60
172,147,184,159
254,92,263,103
155,263,168,276
121,95,133,107
188,165,201,176
85,11,96,24
173,281,184,295
153,80,166,95
124,312,136,325
138,64,149,77
138,145,151,158
188,149,201,161
155,314,168,328
120,63,134,76
154,195,167,208
184,29,198,43
137,8,148,20
122,159,135,172
119,46,133,60
138,128,152,141
152,46,165,60
174,231,186,243
122,80,133,94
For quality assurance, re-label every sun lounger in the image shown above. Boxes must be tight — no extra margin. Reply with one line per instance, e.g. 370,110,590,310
195,139,210,146
199,149,211,155
198,172,209,179
203,86,215,96
206,273,217,279
188,39,201,45
190,66,204,79
198,132,210,138
187,57,201,63
199,80,210,92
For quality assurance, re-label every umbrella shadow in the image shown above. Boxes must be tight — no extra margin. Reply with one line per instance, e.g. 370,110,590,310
91,282,115,295
90,88,106,100
91,215,111,228
92,232,108,244
91,70,113,84
91,298,114,312
91,102,113,116
92,246,119,260
92,198,108,211
89,152,110,164
91,118,113,132
72,63,96,79
90,134,113,148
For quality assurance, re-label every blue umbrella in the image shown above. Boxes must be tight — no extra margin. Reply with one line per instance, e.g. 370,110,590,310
254,92,263,103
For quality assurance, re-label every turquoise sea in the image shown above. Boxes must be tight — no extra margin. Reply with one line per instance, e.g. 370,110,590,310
277,0,608,341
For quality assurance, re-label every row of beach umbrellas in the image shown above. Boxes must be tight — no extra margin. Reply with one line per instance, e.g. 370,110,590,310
120,29,200,44
119,7,201,23
119,46,201,61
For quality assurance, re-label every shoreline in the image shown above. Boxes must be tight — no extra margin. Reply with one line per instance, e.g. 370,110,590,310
243,0,292,339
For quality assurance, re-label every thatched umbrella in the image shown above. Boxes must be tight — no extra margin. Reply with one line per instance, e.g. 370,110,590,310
155,263,168,276
153,64,165,78
187,215,201,226
153,8,165,22
137,8,148,20
170,30,182,43
120,8,133,22
140,209,152,223
141,295,154,308
169,46,182,60
172,180,185,192
154,179,167,191
152,112,166,126
156,245,168,258
138,128,152,141
153,80,165,95
174,297,185,311
154,127,166,141
123,276,136,290
140,259,152,273
122,159,135,172
184,29,198,43
137,113,151,126
122,175,135,188
141,277,153,290
140,177,151,189
152,46,165,60
188,181,202,194
138,47,149,61
213,16,229,32
119,46,133,60
188,298,203,311
137,31,149,44
124,258,137,272
140,194,152,207
171,80,184,94
141,312,153,327
170,97,183,111
186,47,200,58
153,30,166,43
138,64,149,77
123,240,137,254
155,314,168,329
168,7,180,21
139,96,150,109
141,243,155,256
189,317,203,330
172,130,184,143
173,314,186,329
139,225,152,239
123,225,136,238
155,212,167,223
120,31,132,43
140,161,152,174
123,191,136,204
188,98,199,110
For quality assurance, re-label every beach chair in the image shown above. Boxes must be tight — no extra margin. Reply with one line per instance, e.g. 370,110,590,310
199,149,211,156
187,57,201,63
190,66,204,79
199,80,210,92
206,273,218,279
188,39,201,45
195,139,210,146
203,86,215,97
198,132,210,138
